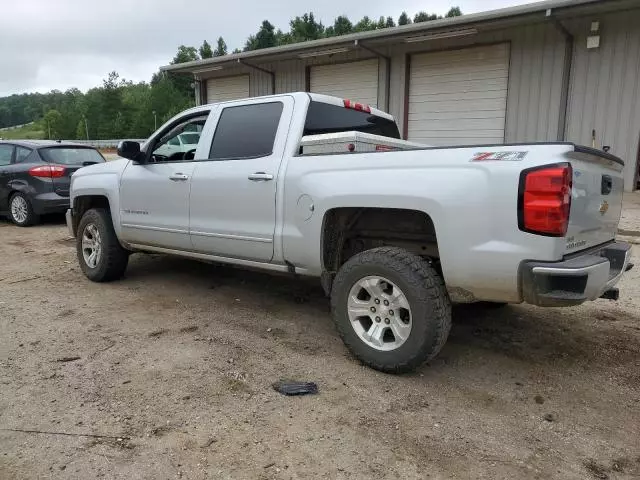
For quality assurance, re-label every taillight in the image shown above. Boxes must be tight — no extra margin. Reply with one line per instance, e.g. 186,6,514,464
29,165,66,178
343,99,371,113
519,164,572,236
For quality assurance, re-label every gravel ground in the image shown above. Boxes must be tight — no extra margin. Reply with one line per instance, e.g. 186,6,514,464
0,214,639,480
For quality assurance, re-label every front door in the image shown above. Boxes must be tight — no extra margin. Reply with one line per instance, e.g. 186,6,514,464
119,113,210,251
189,98,292,262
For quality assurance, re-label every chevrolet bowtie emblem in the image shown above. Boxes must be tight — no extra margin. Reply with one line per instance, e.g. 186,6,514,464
599,200,609,215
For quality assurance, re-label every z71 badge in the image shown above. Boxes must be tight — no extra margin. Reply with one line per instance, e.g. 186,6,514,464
471,151,528,162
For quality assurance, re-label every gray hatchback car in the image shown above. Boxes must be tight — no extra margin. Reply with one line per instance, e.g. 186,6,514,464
0,140,105,226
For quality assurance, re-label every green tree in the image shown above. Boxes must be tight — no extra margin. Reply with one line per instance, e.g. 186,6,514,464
42,109,63,139
232,48,242,54
214,36,228,56
446,6,462,17
414,11,440,23
386,16,396,28
275,29,294,45
398,11,411,25
329,15,353,36
199,40,213,59
354,16,377,32
172,45,199,64
377,16,387,29
290,13,324,42
256,20,277,49
76,119,87,140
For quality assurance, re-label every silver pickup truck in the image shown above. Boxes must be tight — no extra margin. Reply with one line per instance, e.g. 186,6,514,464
66,92,632,373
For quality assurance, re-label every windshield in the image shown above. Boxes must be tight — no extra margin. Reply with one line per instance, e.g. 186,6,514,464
179,133,200,145
304,101,400,139
39,147,105,165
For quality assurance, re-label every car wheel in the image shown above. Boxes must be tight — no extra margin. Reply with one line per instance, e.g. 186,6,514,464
331,246,452,373
76,208,129,282
9,192,39,227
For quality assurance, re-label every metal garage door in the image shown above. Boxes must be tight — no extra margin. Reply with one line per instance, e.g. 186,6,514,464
310,59,379,107
206,75,250,104
408,44,510,145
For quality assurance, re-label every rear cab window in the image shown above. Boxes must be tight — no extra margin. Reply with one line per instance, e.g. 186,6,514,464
39,147,105,166
303,101,400,139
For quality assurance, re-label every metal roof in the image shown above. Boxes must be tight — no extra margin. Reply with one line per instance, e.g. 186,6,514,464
161,0,615,73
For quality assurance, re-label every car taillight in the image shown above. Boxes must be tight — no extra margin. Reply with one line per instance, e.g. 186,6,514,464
29,165,66,178
343,99,371,113
519,164,572,236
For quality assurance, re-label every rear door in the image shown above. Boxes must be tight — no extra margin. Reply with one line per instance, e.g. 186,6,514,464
0,144,15,211
38,147,105,197
565,147,625,253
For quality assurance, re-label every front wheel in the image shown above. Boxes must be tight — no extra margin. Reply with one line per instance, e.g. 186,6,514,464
331,247,452,373
76,208,129,282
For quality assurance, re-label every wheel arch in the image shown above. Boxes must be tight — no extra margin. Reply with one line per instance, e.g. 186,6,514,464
320,207,440,295
72,195,112,237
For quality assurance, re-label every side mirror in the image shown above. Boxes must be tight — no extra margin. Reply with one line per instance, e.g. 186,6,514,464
117,141,142,161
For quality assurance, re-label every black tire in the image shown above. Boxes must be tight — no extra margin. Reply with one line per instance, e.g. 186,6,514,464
8,192,39,227
76,208,129,282
331,247,452,373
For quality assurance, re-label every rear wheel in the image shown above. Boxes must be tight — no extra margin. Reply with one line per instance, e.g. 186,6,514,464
331,247,452,373
76,208,129,282
9,192,39,227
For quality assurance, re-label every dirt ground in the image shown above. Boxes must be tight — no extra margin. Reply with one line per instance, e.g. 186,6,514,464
1,214,639,480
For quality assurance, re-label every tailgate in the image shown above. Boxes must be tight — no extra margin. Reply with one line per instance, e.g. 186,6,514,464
565,146,624,253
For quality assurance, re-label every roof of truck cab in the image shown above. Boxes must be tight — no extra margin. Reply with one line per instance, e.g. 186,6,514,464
190,92,393,120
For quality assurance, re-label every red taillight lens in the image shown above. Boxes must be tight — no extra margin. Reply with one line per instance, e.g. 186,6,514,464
29,165,66,178
520,164,572,236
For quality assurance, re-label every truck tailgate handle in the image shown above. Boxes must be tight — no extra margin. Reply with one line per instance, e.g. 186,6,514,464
248,172,274,181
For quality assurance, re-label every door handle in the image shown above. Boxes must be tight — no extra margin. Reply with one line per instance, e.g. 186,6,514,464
169,173,189,181
248,172,274,182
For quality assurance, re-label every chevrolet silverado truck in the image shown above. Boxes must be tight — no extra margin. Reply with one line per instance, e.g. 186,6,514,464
66,92,632,373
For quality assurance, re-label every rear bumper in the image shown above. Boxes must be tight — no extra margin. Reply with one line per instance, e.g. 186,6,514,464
521,241,633,307
31,192,70,215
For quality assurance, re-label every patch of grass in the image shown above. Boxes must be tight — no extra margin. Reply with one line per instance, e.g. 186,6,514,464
0,123,46,140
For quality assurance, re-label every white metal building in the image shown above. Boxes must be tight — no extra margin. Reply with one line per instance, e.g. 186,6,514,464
162,0,640,191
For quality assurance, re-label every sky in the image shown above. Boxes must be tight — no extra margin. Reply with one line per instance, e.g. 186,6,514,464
0,0,532,97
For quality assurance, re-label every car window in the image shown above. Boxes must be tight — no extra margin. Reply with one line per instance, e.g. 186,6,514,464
209,102,283,160
39,148,105,165
180,133,200,145
151,116,208,162
0,145,13,166
15,146,32,163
